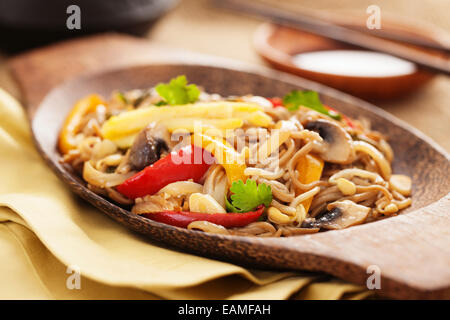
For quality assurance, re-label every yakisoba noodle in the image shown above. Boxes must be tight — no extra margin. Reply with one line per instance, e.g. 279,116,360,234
58,76,412,237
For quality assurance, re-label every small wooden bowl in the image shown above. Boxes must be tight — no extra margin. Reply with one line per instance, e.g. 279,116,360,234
254,22,443,100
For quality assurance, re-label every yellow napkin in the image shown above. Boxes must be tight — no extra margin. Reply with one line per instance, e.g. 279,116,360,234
0,88,370,300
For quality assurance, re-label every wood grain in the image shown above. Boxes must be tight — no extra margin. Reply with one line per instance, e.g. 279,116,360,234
8,33,450,299
8,33,184,116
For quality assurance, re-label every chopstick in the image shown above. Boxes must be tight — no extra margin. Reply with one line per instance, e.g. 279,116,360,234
347,26,450,52
214,0,450,75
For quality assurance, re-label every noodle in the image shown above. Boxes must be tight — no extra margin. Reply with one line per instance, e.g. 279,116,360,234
353,140,391,179
83,161,134,188
290,186,320,208
244,167,284,180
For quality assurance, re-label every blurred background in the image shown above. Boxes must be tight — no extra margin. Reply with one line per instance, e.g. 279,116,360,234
0,0,449,150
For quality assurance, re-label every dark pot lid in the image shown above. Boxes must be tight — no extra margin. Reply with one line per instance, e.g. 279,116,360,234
0,0,179,30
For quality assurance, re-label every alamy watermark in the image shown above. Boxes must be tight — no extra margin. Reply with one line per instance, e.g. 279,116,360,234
66,265,81,290
169,122,291,170
366,265,381,290
66,5,81,30
366,5,381,30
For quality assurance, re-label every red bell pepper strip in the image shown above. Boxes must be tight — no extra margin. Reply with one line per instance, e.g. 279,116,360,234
267,97,284,108
324,105,357,129
117,145,211,199
141,206,265,228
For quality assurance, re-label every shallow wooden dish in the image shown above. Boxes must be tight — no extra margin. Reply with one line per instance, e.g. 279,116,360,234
253,22,445,100
27,61,450,299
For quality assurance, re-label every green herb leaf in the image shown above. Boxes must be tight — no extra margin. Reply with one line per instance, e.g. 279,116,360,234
227,179,272,213
154,100,168,106
283,90,341,120
116,92,128,104
225,197,240,213
155,75,200,105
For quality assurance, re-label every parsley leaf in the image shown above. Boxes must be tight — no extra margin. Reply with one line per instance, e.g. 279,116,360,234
155,75,200,105
116,92,128,104
226,179,272,213
283,90,341,120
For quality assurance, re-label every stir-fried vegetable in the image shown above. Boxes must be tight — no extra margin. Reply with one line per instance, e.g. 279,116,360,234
117,145,211,199
294,154,324,212
155,75,200,105
164,118,244,132
325,105,357,129
267,97,283,108
142,206,265,228
109,118,245,149
192,132,246,184
101,101,272,141
283,90,341,120
226,179,272,213
58,94,104,153
115,92,128,104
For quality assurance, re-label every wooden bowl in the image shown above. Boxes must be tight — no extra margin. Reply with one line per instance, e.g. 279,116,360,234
29,62,450,299
253,23,443,100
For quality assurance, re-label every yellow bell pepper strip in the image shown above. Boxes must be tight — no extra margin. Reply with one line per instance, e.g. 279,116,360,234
191,133,246,185
110,134,138,149
164,118,243,133
101,101,272,140
58,94,104,154
294,154,324,212
109,118,244,149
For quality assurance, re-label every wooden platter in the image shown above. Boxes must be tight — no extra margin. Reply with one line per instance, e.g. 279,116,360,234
8,33,450,299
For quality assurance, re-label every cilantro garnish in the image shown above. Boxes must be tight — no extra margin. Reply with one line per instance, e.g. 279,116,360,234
283,90,341,120
226,179,272,213
116,92,128,104
155,75,200,105
154,100,168,106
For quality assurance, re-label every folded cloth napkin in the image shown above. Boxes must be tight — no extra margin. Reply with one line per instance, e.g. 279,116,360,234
0,88,370,300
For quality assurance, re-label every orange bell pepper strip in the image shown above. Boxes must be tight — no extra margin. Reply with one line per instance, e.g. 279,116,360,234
294,154,324,212
58,94,104,154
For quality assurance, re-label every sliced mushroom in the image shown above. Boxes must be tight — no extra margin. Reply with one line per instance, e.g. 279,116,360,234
302,200,370,230
305,119,354,164
128,122,172,170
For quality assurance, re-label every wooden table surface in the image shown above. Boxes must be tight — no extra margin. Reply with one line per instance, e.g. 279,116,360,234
1,0,449,151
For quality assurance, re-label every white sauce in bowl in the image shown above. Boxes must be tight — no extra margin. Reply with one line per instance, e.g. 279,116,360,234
292,50,417,77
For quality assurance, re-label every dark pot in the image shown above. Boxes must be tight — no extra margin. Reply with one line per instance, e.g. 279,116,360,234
0,0,179,52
